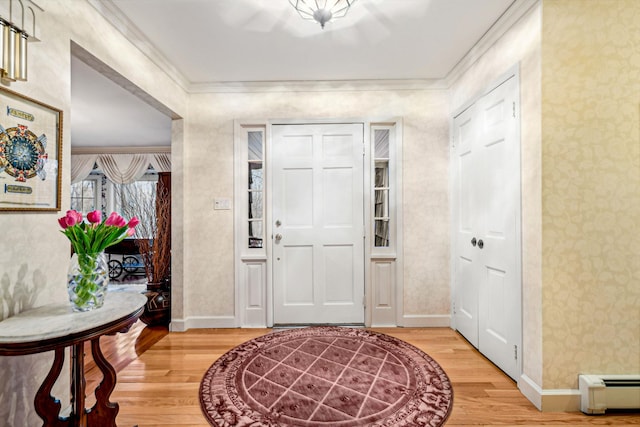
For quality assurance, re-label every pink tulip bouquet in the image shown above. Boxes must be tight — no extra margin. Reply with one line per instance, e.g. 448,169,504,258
58,209,139,255
58,209,139,310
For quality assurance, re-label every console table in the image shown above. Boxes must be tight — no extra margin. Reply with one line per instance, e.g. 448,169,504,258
0,291,147,427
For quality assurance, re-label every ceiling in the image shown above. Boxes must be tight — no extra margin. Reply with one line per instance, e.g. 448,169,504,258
71,0,516,148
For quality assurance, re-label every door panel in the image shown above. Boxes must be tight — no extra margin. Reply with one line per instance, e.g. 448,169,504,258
324,168,353,225
324,245,354,303
273,123,364,325
283,245,314,305
283,169,313,226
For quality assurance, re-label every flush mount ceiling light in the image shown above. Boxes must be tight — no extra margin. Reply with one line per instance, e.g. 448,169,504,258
289,0,357,29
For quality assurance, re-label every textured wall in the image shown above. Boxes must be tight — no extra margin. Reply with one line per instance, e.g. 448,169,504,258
183,89,451,321
0,1,186,424
541,0,640,389
449,3,543,386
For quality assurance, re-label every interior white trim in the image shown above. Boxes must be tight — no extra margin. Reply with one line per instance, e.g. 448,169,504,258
234,118,403,328
401,314,451,328
169,316,237,332
519,374,543,410
445,0,539,87
190,79,446,94
87,0,190,91
71,145,171,154
519,374,582,412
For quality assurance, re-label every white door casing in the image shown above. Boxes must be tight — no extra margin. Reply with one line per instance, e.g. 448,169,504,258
452,71,522,380
272,123,365,325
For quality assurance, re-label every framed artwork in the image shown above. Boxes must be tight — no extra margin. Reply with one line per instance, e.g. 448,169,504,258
0,86,63,211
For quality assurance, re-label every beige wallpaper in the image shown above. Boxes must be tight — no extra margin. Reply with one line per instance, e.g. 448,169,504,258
183,89,452,319
449,3,543,387
0,0,186,424
5,2,637,422
541,0,640,389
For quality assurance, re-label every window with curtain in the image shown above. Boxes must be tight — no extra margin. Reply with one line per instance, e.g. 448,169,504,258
70,167,159,234
70,175,101,216
112,173,159,239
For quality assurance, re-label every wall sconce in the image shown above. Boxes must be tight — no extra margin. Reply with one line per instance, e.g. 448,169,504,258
0,0,41,82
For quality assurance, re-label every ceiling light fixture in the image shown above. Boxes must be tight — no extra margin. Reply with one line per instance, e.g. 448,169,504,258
289,0,357,29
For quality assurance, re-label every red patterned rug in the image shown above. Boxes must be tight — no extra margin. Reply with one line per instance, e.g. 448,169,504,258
199,327,453,426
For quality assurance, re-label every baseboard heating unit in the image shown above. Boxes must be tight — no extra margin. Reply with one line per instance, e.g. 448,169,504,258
579,375,640,414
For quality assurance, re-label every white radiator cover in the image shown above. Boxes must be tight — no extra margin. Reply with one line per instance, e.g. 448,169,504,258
579,374,640,414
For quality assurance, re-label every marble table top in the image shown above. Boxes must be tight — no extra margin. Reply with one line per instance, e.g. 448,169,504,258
0,291,147,344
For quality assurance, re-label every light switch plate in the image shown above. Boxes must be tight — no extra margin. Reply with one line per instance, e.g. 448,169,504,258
214,198,231,210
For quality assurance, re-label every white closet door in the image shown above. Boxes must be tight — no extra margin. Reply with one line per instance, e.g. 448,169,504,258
452,104,480,347
475,76,521,380
272,123,365,325
452,73,521,381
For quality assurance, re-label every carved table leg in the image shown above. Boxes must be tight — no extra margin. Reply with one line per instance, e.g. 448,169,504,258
34,347,69,427
87,336,119,426
71,342,87,426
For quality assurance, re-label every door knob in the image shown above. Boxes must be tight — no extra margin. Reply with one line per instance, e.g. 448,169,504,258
477,239,484,249
471,237,477,247
275,233,283,242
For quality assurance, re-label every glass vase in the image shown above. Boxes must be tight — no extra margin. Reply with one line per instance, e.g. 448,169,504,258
68,252,109,312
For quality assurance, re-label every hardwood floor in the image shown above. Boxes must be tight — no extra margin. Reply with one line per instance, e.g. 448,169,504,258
90,323,640,426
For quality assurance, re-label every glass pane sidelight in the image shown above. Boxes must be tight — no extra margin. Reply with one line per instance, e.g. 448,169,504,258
248,131,264,248
373,129,390,247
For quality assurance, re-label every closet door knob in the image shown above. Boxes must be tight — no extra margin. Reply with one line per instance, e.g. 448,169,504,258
471,237,477,247
477,239,484,249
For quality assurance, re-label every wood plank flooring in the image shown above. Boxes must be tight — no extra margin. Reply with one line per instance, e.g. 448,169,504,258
90,323,640,426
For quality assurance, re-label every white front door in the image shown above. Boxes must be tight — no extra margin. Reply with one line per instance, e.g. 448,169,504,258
452,74,521,380
272,123,365,325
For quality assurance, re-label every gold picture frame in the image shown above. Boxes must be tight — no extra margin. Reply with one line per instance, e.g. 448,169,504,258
0,86,63,211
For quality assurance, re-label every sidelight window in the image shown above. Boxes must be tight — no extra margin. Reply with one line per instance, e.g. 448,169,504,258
247,131,264,248
373,128,390,247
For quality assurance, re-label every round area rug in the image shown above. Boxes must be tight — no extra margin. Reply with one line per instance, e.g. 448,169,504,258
199,327,453,426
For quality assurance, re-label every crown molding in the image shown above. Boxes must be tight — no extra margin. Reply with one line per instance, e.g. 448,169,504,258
445,0,540,88
189,78,447,94
71,145,171,155
87,0,189,92
88,0,537,94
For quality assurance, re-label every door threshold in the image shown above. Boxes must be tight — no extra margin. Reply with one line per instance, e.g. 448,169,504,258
273,323,365,329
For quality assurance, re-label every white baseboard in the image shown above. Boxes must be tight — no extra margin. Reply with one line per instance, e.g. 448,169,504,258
171,315,451,330
519,374,543,410
519,374,581,412
170,316,237,331
401,314,451,328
